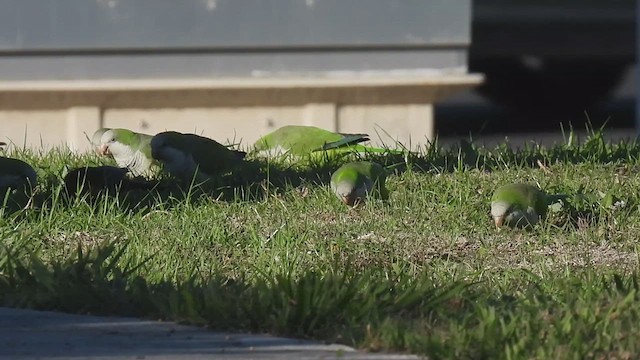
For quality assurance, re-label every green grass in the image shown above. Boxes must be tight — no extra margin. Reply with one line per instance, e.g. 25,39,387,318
2,126,640,359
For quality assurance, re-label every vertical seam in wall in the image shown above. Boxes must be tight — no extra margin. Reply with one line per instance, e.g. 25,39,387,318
99,107,105,129
333,103,340,133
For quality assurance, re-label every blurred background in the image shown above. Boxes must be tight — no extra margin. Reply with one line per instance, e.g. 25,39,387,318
438,0,636,147
0,0,635,150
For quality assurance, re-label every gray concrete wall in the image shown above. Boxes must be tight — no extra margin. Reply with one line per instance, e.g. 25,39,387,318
1,0,469,50
0,0,471,80
0,1,480,150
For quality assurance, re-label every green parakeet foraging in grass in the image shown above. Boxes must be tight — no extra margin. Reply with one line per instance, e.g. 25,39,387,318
150,131,247,184
331,161,389,206
93,128,156,177
0,156,37,194
64,166,158,199
491,183,549,228
251,125,401,159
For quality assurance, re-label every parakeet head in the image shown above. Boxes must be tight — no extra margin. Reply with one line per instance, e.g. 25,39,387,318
98,129,138,157
91,128,109,153
490,200,513,227
333,179,368,206
331,161,389,207
491,183,545,228
331,167,372,206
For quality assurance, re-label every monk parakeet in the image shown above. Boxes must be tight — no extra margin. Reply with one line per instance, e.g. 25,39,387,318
150,131,246,184
491,183,549,228
252,125,401,159
93,128,156,177
64,166,157,199
0,156,37,194
331,161,389,206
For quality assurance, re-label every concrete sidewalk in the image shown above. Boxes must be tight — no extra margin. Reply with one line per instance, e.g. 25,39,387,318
0,307,421,359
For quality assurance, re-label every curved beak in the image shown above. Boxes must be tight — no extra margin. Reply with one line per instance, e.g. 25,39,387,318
341,195,354,206
493,216,505,228
98,144,110,156
341,195,365,208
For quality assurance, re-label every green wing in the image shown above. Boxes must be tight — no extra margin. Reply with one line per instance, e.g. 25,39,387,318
317,133,370,151
323,143,405,155
361,162,389,200
137,133,155,161
531,188,548,217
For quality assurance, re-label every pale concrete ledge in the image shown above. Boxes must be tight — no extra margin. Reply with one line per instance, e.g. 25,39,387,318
0,75,483,108
0,74,483,151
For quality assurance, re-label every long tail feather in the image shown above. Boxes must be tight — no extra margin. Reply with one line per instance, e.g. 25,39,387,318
320,134,370,151
331,144,406,155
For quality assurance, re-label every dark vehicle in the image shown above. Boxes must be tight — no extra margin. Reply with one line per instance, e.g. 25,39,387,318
470,0,635,117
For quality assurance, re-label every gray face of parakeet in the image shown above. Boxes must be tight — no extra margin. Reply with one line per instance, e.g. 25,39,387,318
99,130,133,159
332,180,371,206
91,128,108,153
491,200,539,228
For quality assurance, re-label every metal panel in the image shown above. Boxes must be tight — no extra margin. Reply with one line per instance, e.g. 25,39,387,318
0,0,470,51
